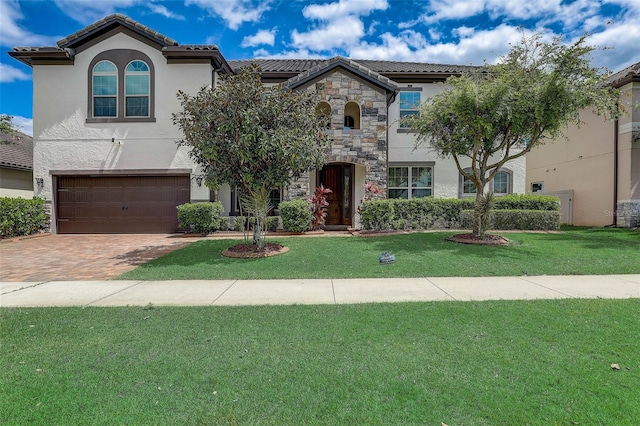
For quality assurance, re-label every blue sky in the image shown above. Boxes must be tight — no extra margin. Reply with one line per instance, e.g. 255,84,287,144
1,0,639,136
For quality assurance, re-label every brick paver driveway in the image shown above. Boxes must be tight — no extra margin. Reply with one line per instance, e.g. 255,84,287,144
0,234,196,282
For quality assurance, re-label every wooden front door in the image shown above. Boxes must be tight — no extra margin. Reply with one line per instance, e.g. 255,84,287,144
318,164,353,226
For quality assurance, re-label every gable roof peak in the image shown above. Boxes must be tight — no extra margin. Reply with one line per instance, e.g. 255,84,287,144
56,13,178,49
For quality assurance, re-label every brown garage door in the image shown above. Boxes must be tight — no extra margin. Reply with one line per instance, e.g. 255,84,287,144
56,175,190,233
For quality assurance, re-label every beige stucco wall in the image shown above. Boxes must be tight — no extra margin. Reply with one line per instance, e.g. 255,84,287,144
527,81,639,227
526,108,616,226
387,83,526,198
32,32,216,230
616,82,640,201
0,168,33,198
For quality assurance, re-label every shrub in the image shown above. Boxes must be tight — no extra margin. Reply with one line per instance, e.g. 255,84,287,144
279,199,312,232
495,194,560,211
219,217,232,231
308,185,332,231
460,209,560,230
0,197,48,238
265,216,279,232
176,202,224,234
359,199,395,230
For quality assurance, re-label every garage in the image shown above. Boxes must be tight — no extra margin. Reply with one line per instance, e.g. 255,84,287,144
56,174,191,234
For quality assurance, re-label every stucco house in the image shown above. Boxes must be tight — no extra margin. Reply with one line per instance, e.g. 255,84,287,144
526,61,639,227
0,130,34,198
9,14,525,234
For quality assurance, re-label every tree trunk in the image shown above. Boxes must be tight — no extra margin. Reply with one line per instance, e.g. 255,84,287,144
472,188,484,238
472,183,486,239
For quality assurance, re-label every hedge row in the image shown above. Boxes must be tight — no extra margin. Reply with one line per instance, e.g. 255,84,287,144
459,210,561,231
178,202,282,234
359,195,560,231
0,197,48,238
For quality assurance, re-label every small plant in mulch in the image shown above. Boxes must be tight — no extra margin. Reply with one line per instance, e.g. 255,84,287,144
222,242,288,258
446,233,510,246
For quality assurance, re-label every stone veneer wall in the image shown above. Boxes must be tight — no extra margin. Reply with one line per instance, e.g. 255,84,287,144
617,200,640,228
287,69,388,200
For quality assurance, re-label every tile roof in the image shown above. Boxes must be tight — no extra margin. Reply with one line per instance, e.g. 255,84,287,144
57,14,177,48
607,61,640,87
0,131,33,171
227,58,477,75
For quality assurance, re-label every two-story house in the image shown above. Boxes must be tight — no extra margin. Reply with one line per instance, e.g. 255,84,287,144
10,14,526,234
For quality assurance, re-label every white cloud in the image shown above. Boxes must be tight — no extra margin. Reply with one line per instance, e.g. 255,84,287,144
421,0,485,23
349,25,530,65
289,0,388,52
584,20,640,71
241,29,276,47
292,16,365,51
11,115,33,137
0,62,31,83
53,0,140,24
147,3,186,20
186,0,271,30
0,0,61,47
302,0,388,20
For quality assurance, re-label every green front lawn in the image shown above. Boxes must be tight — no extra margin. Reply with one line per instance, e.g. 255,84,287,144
117,227,640,280
2,300,639,425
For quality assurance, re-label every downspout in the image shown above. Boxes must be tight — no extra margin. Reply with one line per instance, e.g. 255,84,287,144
613,118,619,226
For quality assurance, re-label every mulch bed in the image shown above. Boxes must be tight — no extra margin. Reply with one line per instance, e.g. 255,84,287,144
222,243,289,258
447,233,510,245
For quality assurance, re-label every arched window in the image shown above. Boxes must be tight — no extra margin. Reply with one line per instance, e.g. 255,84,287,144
87,50,155,122
459,168,513,197
343,101,360,130
92,61,117,117
316,101,332,129
493,170,512,195
125,60,150,117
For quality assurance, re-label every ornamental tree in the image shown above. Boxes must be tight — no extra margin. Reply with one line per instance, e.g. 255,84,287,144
173,65,331,248
1,115,18,144
409,32,620,239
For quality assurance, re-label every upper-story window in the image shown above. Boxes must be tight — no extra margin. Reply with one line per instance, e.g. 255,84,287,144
87,50,155,123
344,101,360,130
92,61,117,117
125,60,150,117
399,91,420,128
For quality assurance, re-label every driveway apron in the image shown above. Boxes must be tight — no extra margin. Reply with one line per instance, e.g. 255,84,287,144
0,234,194,282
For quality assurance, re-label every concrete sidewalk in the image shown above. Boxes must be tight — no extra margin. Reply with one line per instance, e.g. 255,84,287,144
1,275,639,307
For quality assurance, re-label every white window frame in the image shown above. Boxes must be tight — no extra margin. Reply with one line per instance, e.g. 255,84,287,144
388,164,433,199
399,91,421,128
124,60,150,118
460,168,513,197
92,60,118,118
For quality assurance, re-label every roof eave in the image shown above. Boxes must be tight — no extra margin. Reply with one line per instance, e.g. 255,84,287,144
162,46,233,73
8,48,74,67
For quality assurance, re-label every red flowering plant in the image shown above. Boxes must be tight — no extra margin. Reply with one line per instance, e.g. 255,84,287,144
357,181,384,217
308,185,332,231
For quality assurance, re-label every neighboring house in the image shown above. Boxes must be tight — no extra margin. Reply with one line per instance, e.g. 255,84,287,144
9,14,525,234
0,131,34,198
526,62,640,227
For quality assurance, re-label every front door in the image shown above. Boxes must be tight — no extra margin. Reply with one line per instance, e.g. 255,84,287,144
318,164,353,226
